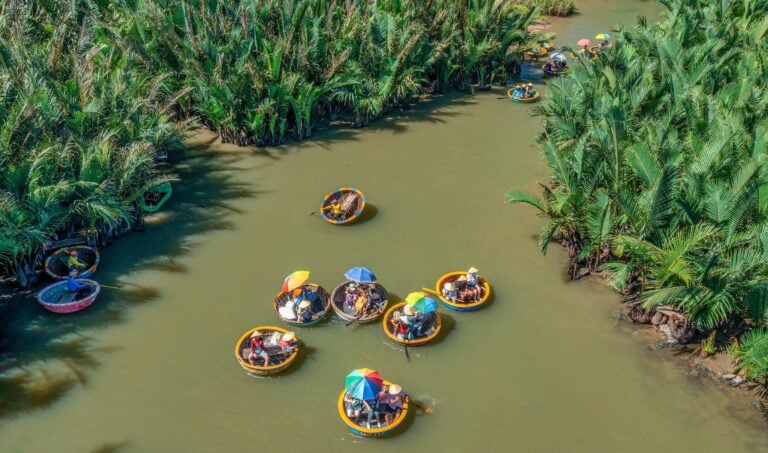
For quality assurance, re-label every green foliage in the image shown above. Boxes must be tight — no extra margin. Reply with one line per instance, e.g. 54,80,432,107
734,328,768,382
508,0,768,332
113,0,540,145
0,1,182,285
516,0,576,17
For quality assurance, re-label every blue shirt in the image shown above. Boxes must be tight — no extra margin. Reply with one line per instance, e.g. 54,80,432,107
67,277,86,292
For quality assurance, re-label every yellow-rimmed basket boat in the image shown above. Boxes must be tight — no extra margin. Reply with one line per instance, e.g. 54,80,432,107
435,271,492,312
337,381,410,438
274,284,331,326
234,326,299,376
381,302,441,346
320,187,366,225
524,47,548,60
44,245,100,279
542,64,568,78
331,281,388,323
507,88,541,103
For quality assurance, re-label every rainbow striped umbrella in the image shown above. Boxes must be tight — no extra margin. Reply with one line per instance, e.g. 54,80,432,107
405,292,439,314
344,368,383,400
282,270,310,292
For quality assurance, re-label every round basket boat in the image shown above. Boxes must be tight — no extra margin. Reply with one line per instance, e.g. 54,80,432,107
234,326,300,376
44,246,100,279
525,47,548,59
37,279,100,314
320,187,366,225
337,382,410,438
331,281,388,323
435,271,492,312
507,88,541,103
140,181,173,213
381,302,442,346
542,65,568,78
274,284,331,326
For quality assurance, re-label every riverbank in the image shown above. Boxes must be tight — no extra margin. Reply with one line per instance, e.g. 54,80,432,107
3,1,768,451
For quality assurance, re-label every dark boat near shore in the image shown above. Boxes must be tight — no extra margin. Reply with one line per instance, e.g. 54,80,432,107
44,246,100,279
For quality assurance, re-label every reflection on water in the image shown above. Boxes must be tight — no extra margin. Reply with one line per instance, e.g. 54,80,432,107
1,2,768,452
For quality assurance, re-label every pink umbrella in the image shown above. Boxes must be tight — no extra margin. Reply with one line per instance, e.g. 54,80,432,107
577,38,592,47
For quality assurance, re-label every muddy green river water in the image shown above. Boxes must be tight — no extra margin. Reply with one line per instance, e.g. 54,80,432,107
2,1,768,451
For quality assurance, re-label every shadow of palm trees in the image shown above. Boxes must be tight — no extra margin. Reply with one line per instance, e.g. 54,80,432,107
0,142,263,418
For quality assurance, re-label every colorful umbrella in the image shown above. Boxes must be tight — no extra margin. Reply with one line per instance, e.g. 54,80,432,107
595,33,611,40
405,292,439,314
282,270,310,292
344,266,377,283
577,38,592,46
550,53,567,62
345,368,383,400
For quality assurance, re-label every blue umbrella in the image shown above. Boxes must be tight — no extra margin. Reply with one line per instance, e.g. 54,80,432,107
344,266,377,283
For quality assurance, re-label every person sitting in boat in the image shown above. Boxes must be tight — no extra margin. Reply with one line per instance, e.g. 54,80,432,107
390,311,409,340
296,300,313,323
442,282,459,301
344,283,358,309
599,39,610,49
401,305,425,339
248,332,270,367
279,298,298,321
543,62,553,74
326,198,344,220
66,271,87,294
279,331,297,354
344,392,371,422
353,289,369,316
67,250,86,272
378,384,406,426
525,83,535,97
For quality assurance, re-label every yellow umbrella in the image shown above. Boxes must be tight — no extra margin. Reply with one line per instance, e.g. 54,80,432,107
282,270,310,292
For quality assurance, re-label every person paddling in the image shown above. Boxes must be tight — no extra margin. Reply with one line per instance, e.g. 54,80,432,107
67,250,86,273
66,271,87,293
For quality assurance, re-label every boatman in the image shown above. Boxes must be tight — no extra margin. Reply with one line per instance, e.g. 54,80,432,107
66,271,87,293
67,249,87,273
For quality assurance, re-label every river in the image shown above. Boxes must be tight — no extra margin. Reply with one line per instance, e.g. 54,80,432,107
1,1,767,451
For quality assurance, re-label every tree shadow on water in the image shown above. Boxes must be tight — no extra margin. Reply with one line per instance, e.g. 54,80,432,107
0,142,262,419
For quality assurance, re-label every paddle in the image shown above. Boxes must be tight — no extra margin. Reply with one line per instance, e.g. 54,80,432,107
82,281,122,290
404,338,410,361
345,311,366,326
421,287,439,296
411,399,434,414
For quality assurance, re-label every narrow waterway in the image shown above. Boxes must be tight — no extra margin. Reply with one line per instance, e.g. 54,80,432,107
2,1,767,451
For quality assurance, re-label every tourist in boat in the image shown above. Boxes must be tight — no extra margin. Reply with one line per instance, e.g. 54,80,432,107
344,283,358,309
280,331,297,354
326,198,344,220
248,332,269,366
344,392,371,421
66,271,87,294
442,282,459,301
390,311,409,340
67,250,86,272
402,305,425,339
378,384,406,425
354,289,369,316
296,300,313,323
599,39,610,49
525,83,534,97
466,267,482,301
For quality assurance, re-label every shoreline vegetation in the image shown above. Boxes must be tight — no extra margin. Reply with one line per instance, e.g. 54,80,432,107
0,0,554,289
509,0,768,393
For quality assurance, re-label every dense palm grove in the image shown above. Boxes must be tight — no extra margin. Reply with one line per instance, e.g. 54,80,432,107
117,0,537,145
0,0,543,287
0,1,183,288
509,0,768,382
